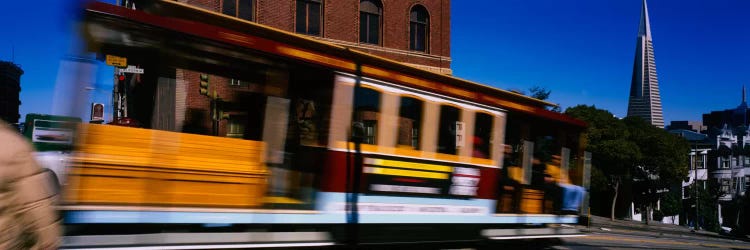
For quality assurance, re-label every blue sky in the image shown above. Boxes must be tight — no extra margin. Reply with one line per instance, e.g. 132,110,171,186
0,0,117,121
452,0,750,122
1,0,748,124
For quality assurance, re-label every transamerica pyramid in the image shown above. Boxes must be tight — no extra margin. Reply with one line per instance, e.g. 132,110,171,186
627,0,664,128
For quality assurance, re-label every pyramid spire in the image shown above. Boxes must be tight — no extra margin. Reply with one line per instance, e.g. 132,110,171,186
638,0,652,39
627,0,663,128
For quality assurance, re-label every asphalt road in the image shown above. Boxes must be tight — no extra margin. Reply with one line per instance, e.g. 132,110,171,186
555,231,750,250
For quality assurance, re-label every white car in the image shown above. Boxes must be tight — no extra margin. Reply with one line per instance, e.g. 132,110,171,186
34,151,70,187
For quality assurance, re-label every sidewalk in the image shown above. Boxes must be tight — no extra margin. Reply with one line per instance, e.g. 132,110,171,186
579,215,747,242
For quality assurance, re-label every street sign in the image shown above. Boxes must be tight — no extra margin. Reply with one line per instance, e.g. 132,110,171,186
117,65,145,74
105,55,127,67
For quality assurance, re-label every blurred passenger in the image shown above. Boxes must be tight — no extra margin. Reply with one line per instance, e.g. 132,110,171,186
542,173,562,213
471,137,487,158
498,145,521,213
0,121,60,249
544,155,585,214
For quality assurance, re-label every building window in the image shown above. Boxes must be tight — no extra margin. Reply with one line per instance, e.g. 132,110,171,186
720,178,730,193
734,177,741,193
721,157,730,169
353,87,381,145
363,120,377,145
296,0,322,36
409,5,429,52
359,0,382,45
397,96,422,149
697,180,706,190
697,154,705,169
738,156,743,167
222,0,254,21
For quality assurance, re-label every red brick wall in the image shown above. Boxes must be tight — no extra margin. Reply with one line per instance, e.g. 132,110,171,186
323,1,358,42
182,0,220,11
257,0,295,31
379,0,449,57
182,69,231,136
184,0,450,70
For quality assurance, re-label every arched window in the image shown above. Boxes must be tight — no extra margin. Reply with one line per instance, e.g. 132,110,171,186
409,5,429,52
360,0,382,45
222,0,254,21
296,0,322,36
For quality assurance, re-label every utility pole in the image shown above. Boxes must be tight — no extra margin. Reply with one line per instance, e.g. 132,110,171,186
693,141,699,231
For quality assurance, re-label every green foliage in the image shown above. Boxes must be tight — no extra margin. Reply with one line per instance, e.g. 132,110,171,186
549,105,562,113
529,86,551,100
684,179,725,232
565,106,640,179
589,165,610,193
741,194,750,233
660,189,681,217
566,105,639,218
696,183,722,232
623,116,689,184
564,105,690,219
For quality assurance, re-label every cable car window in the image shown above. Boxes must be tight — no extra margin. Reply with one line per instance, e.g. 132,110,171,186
397,96,423,149
437,105,460,155
473,112,493,159
354,87,381,145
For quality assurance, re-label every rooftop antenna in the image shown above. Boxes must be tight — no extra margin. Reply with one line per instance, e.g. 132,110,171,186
11,45,15,62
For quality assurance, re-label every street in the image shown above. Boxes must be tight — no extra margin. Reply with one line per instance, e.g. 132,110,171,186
556,231,750,250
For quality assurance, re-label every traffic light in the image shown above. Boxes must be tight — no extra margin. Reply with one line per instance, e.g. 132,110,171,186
199,74,209,96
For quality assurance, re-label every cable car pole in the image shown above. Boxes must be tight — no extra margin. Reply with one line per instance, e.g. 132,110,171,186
347,63,364,248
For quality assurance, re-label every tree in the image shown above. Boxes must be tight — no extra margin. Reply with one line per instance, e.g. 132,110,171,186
660,188,682,224
517,86,562,112
739,192,750,235
565,106,689,223
698,179,726,232
565,105,641,221
549,105,562,113
528,86,551,100
624,116,689,224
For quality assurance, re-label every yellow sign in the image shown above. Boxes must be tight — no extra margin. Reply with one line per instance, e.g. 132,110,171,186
105,55,127,67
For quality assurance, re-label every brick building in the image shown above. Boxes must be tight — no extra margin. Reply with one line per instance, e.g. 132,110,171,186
118,0,451,137
0,61,23,125
174,0,451,74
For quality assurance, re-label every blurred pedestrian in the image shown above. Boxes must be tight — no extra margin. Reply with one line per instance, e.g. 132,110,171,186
0,121,60,249
499,144,522,212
